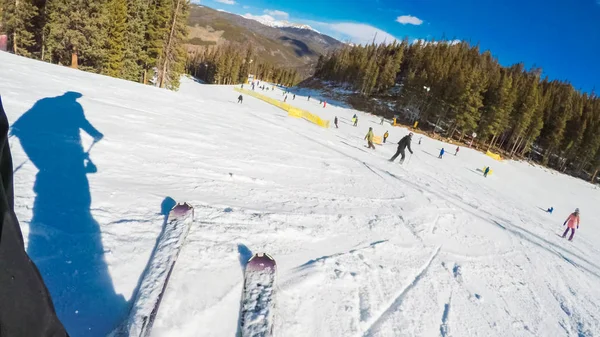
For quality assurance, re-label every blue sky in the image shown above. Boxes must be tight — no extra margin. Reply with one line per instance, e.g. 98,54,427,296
198,0,600,92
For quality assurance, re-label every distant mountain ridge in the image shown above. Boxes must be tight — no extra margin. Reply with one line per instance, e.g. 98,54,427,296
186,5,343,77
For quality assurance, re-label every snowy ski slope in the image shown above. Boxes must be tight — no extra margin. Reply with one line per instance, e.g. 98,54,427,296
1,51,599,337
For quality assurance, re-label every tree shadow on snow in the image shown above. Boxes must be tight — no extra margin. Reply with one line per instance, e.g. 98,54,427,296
421,150,439,159
10,92,126,336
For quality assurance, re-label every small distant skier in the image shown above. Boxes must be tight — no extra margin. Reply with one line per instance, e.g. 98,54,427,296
252,83,255,90
455,146,460,156
241,83,244,89
293,94,296,100
547,207,554,214
334,116,339,128
365,127,376,150
353,116,358,127
419,137,422,145
383,131,389,143
284,95,288,103
323,101,327,108
484,166,490,177
380,117,384,125
308,95,311,101
237,95,243,104
439,148,445,159
389,132,414,164
562,208,580,241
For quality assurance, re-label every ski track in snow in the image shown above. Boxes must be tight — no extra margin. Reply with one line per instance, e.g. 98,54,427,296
361,246,441,337
2,51,600,336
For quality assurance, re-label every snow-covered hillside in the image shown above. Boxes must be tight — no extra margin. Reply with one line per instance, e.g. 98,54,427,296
1,51,599,337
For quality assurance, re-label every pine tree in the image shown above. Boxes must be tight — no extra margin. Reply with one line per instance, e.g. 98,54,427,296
122,0,150,82
44,0,107,70
155,0,189,89
103,0,127,77
0,0,38,56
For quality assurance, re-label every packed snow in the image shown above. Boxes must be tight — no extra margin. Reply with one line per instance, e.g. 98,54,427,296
1,51,599,337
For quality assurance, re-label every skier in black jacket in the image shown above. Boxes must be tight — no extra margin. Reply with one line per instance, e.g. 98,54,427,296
389,132,414,164
0,96,69,336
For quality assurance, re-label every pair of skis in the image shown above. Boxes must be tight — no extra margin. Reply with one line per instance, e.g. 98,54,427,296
112,202,277,337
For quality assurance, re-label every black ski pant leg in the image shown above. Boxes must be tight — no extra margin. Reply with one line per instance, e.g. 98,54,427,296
0,97,68,337
562,227,570,238
390,146,402,161
400,149,406,163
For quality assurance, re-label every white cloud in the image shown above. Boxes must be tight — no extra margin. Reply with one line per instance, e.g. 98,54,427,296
263,9,289,19
215,0,235,5
396,15,423,25
307,21,398,45
412,38,461,46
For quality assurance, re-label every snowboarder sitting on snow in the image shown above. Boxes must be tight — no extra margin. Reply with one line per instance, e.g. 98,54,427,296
383,131,389,143
237,95,243,104
547,207,554,214
562,208,580,241
334,116,339,128
365,127,376,150
389,132,414,164
439,148,445,159
484,166,490,177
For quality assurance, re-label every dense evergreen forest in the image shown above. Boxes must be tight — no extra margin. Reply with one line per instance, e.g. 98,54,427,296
186,44,300,87
0,0,191,89
314,39,600,181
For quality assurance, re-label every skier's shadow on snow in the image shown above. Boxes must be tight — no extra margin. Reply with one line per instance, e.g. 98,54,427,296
11,92,126,337
238,243,253,270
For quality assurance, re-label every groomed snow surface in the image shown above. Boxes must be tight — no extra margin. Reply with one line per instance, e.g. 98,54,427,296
1,51,599,337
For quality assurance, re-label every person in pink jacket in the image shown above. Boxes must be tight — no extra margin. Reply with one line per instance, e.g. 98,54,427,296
562,208,580,241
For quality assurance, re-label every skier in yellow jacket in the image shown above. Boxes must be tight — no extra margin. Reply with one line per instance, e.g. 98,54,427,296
365,127,375,149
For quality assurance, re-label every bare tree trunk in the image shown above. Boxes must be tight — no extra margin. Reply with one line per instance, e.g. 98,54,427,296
159,0,183,88
71,47,78,69
487,134,497,151
591,168,599,183
509,135,521,156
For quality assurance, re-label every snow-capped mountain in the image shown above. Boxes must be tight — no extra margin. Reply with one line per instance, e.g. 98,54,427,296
242,14,320,33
